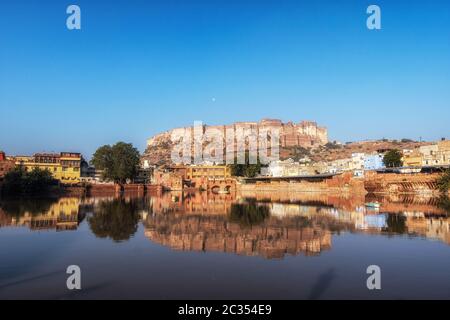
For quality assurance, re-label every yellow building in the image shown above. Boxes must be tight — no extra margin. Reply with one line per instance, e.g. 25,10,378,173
14,152,82,184
418,140,450,166
420,144,440,166
438,140,450,165
402,150,422,167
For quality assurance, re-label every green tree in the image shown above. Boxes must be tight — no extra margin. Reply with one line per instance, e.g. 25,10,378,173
91,142,140,183
228,151,265,178
229,163,263,178
1,167,55,195
2,167,24,194
436,169,450,193
383,149,403,168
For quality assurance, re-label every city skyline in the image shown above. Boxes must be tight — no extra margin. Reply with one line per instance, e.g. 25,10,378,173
1,0,449,158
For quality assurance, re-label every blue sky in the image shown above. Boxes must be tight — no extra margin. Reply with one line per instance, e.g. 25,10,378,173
1,0,449,158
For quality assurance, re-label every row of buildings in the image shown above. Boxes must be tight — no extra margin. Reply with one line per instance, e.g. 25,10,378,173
1,139,448,188
262,153,385,178
263,140,450,178
153,165,233,191
403,140,450,167
0,150,153,186
0,151,83,184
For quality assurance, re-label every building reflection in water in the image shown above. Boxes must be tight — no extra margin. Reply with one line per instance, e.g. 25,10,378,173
143,192,450,258
0,197,84,231
0,192,449,258
144,193,336,259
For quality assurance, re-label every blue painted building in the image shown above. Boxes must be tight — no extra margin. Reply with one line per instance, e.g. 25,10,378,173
364,154,385,171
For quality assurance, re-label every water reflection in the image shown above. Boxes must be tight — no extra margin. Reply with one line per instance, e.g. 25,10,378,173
87,198,141,242
0,197,84,231
142,192,450,258
144,199,334,258
229,201,270,226
0,192,449,258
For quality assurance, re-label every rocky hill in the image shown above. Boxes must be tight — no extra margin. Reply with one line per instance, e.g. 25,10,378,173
142,119,328,166
142,119,432,166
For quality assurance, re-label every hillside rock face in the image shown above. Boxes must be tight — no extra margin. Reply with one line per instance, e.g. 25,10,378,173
143,119,328,166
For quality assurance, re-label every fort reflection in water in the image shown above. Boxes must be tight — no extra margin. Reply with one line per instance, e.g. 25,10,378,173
0,192,449,259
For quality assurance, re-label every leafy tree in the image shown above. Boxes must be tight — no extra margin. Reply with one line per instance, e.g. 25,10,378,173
1,167,56,195
383,149,403,168
91,142,140,184
228,151,265,178
2,168,24,194
229,163,262,178
436,169,450,193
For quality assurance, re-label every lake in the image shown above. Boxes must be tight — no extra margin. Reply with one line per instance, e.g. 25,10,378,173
1,192,449,299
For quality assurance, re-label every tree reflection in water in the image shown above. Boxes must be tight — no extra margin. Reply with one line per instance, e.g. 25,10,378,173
384,214,408,234
0,198,57,218
229,200,270,227
88,198,141,242
438,196,450,214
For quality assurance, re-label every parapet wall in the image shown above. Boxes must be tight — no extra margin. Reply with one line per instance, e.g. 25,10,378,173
364,171,441,195
238,172,366,195
239,172,445,195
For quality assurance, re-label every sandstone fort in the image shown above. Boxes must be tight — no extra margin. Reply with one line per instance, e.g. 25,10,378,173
143,119,328,166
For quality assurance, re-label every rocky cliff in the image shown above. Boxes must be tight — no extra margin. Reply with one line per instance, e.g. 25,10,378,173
142,119,328,166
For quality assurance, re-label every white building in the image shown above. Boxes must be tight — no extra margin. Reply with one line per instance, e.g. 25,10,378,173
351,153,365,171
265,158,315,177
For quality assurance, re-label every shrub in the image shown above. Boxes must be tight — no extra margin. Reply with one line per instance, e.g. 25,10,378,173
436,169,450,193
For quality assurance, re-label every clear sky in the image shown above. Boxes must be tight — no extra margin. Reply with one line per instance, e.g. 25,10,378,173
1,0,449,158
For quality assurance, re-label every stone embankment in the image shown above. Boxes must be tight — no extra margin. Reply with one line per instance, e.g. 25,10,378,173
364,171,442,195
238,172,367,195
238,172,445,196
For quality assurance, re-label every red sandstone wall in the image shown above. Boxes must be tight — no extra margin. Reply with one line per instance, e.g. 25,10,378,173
238,173,366,195
364,172,441,195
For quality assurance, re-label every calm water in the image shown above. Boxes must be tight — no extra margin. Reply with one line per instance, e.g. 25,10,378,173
0,192,449,300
